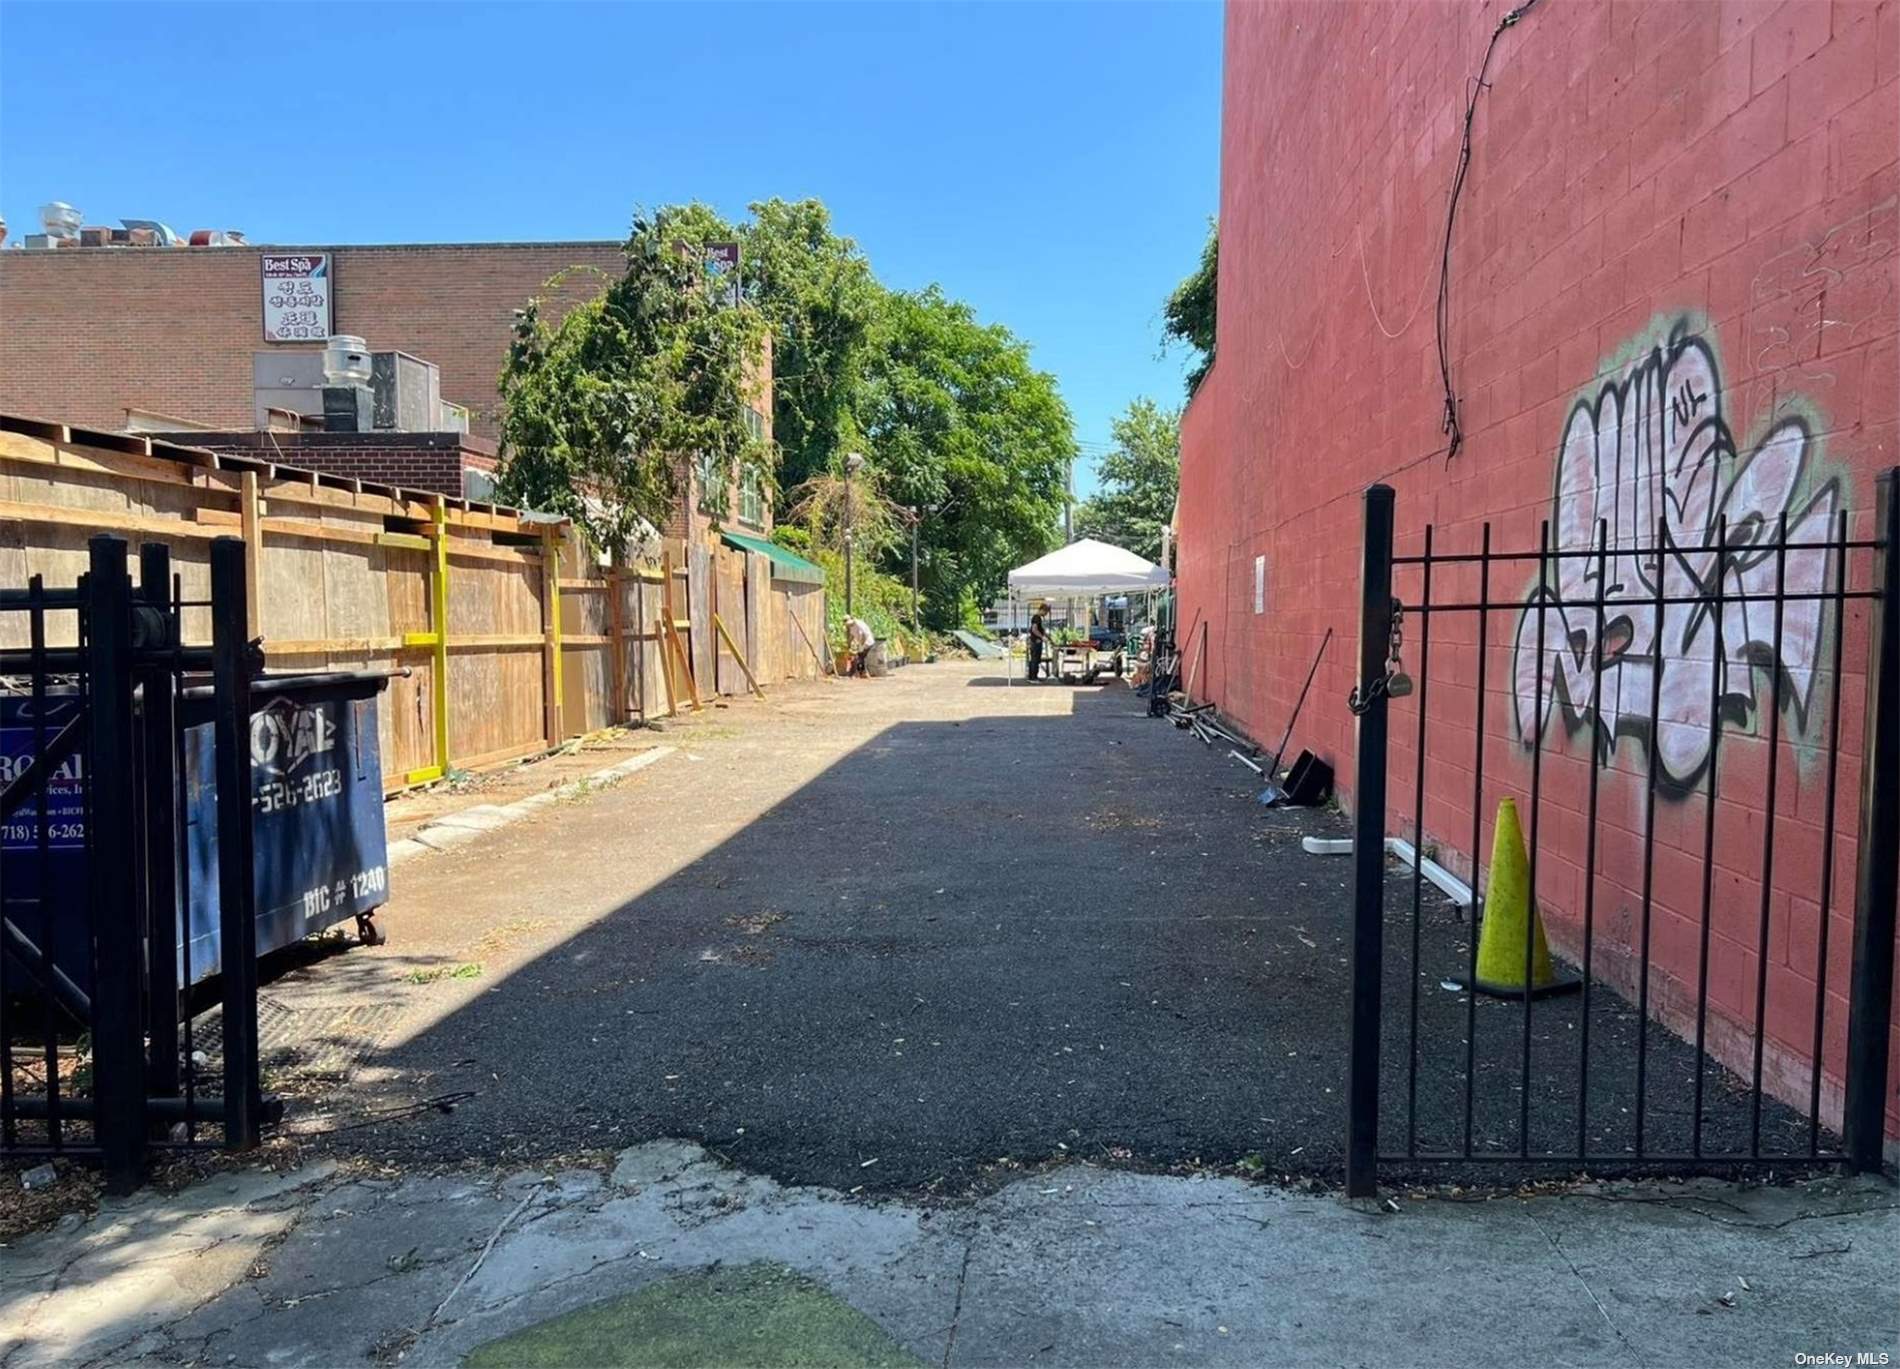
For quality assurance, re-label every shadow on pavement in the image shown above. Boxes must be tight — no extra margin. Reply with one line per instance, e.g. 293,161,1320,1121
330,679,1824,1195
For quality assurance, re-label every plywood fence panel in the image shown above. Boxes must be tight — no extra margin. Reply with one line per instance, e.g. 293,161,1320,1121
0,434,227,647
379,550,435,785
687,543,714,701
444,545,547,767
745,555,769,684
631,575,670,718
5,425,828,788
562,643,612,735
712,545,745,695
792,584,826,680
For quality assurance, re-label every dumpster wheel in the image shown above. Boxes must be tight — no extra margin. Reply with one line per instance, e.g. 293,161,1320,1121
355,912,386,947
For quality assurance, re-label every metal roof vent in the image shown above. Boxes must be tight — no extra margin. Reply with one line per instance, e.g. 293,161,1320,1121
321,335,372,386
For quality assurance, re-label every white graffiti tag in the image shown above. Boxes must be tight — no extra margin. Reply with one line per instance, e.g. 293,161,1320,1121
1513,322,1839,792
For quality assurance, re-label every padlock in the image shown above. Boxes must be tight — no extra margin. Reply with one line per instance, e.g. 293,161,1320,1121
1385,670,1414,699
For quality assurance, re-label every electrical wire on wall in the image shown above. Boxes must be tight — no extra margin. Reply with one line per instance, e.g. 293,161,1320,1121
1436,0,1543,463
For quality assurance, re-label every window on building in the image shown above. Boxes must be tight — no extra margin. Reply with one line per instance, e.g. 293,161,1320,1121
739,467,765,527
696,450,727,515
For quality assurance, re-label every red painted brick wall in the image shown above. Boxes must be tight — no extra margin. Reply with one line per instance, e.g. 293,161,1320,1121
1179,0,1898,1140
0,242,623,440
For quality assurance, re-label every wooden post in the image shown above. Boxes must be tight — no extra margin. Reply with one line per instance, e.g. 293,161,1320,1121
608,561,627,723
654,612,678,717
541,526,565,745
789,597,831,677
713,612,765,698
660,546,680,706
669,618,702,710
430,497,451,778
238,470,262,637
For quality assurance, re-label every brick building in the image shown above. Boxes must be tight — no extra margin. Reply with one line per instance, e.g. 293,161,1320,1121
1177,0,1897,1140
0,235,775,536
0,240,623,440
149,430,501,499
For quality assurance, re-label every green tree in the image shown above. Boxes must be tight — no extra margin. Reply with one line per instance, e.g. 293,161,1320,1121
498,198,1074,627
855,286,1073,626
1074,398,1179,563
736,199,881,499
496,203,770,551
1164,219,1217,394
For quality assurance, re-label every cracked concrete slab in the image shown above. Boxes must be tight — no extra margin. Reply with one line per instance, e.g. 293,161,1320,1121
0,1162,335,1369
4,1146,1891,1369
390,747,676,867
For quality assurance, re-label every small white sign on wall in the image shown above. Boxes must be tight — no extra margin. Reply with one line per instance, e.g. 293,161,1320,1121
1253,554,1266,614
261,254,332,342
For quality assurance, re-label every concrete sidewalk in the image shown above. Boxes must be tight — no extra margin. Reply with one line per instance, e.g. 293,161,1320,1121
2,1145,1892,1368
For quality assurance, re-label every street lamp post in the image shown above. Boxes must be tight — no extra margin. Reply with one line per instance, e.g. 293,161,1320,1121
907,506,920,632
844,451,864,615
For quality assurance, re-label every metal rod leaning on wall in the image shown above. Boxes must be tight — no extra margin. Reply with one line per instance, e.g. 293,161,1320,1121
1345,483,1395,1199
1180,618,1209,705
210,536,261,1152
85,534,145,1192
1844,468,1900,1172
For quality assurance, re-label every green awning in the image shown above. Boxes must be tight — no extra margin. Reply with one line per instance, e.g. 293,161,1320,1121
719,530,827,586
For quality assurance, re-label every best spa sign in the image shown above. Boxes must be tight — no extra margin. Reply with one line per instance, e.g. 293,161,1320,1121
261,253,332,342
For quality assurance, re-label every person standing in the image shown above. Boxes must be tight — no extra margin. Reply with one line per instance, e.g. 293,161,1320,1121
1027,605,1048,682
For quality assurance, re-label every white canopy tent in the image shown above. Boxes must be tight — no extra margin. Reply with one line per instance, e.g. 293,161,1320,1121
1001,538,1170,684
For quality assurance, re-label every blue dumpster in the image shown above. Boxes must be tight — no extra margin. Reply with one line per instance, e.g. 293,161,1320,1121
1,677,390,994
0,692,92,992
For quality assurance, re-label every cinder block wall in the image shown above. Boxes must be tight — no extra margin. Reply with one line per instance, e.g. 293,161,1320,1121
1178,0,1898,1136
0,242,623,439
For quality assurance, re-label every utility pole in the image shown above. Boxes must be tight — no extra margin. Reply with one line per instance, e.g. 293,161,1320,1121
1064,455,1074,543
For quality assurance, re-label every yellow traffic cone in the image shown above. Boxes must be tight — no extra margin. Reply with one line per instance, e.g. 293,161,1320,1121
1458,796,1579,998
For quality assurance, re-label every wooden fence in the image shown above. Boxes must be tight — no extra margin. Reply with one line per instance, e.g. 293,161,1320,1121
0,416,826,793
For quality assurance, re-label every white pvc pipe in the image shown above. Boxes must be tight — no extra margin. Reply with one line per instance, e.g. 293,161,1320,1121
1299,835,1475,911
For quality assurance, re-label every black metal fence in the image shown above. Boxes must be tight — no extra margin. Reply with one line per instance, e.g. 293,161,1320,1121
1345,473,1900,1196
2,535,263,1192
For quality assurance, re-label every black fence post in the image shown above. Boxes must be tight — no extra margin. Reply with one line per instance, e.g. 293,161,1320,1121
137,543,181,1107
1845,469,1900,1172
1346,484,1395,1198
210,538,261,1150
84,535,146,1193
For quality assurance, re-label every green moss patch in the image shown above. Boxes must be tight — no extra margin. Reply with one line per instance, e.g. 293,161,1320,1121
463,1262,923,1368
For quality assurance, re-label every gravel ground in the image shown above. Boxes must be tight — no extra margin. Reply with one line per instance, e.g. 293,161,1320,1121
277,659,1824,1194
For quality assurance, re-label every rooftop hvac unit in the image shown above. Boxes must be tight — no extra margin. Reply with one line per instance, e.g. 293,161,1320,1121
369,351,438,432
321,335,373,386
38,202,81,238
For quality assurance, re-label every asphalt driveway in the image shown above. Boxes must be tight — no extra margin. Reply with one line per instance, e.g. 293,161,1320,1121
282,660,1814,1193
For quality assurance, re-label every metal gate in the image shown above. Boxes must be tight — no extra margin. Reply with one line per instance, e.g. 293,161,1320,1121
1344,474,1899,1196
2,534,265,1192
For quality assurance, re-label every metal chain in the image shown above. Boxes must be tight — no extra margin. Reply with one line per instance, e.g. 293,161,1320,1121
1346,597,1407,715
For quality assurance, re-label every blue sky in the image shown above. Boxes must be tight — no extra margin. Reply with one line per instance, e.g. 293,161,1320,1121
0,1,1220,496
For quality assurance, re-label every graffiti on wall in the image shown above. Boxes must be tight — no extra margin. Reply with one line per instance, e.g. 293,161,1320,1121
1513,320,1840,792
